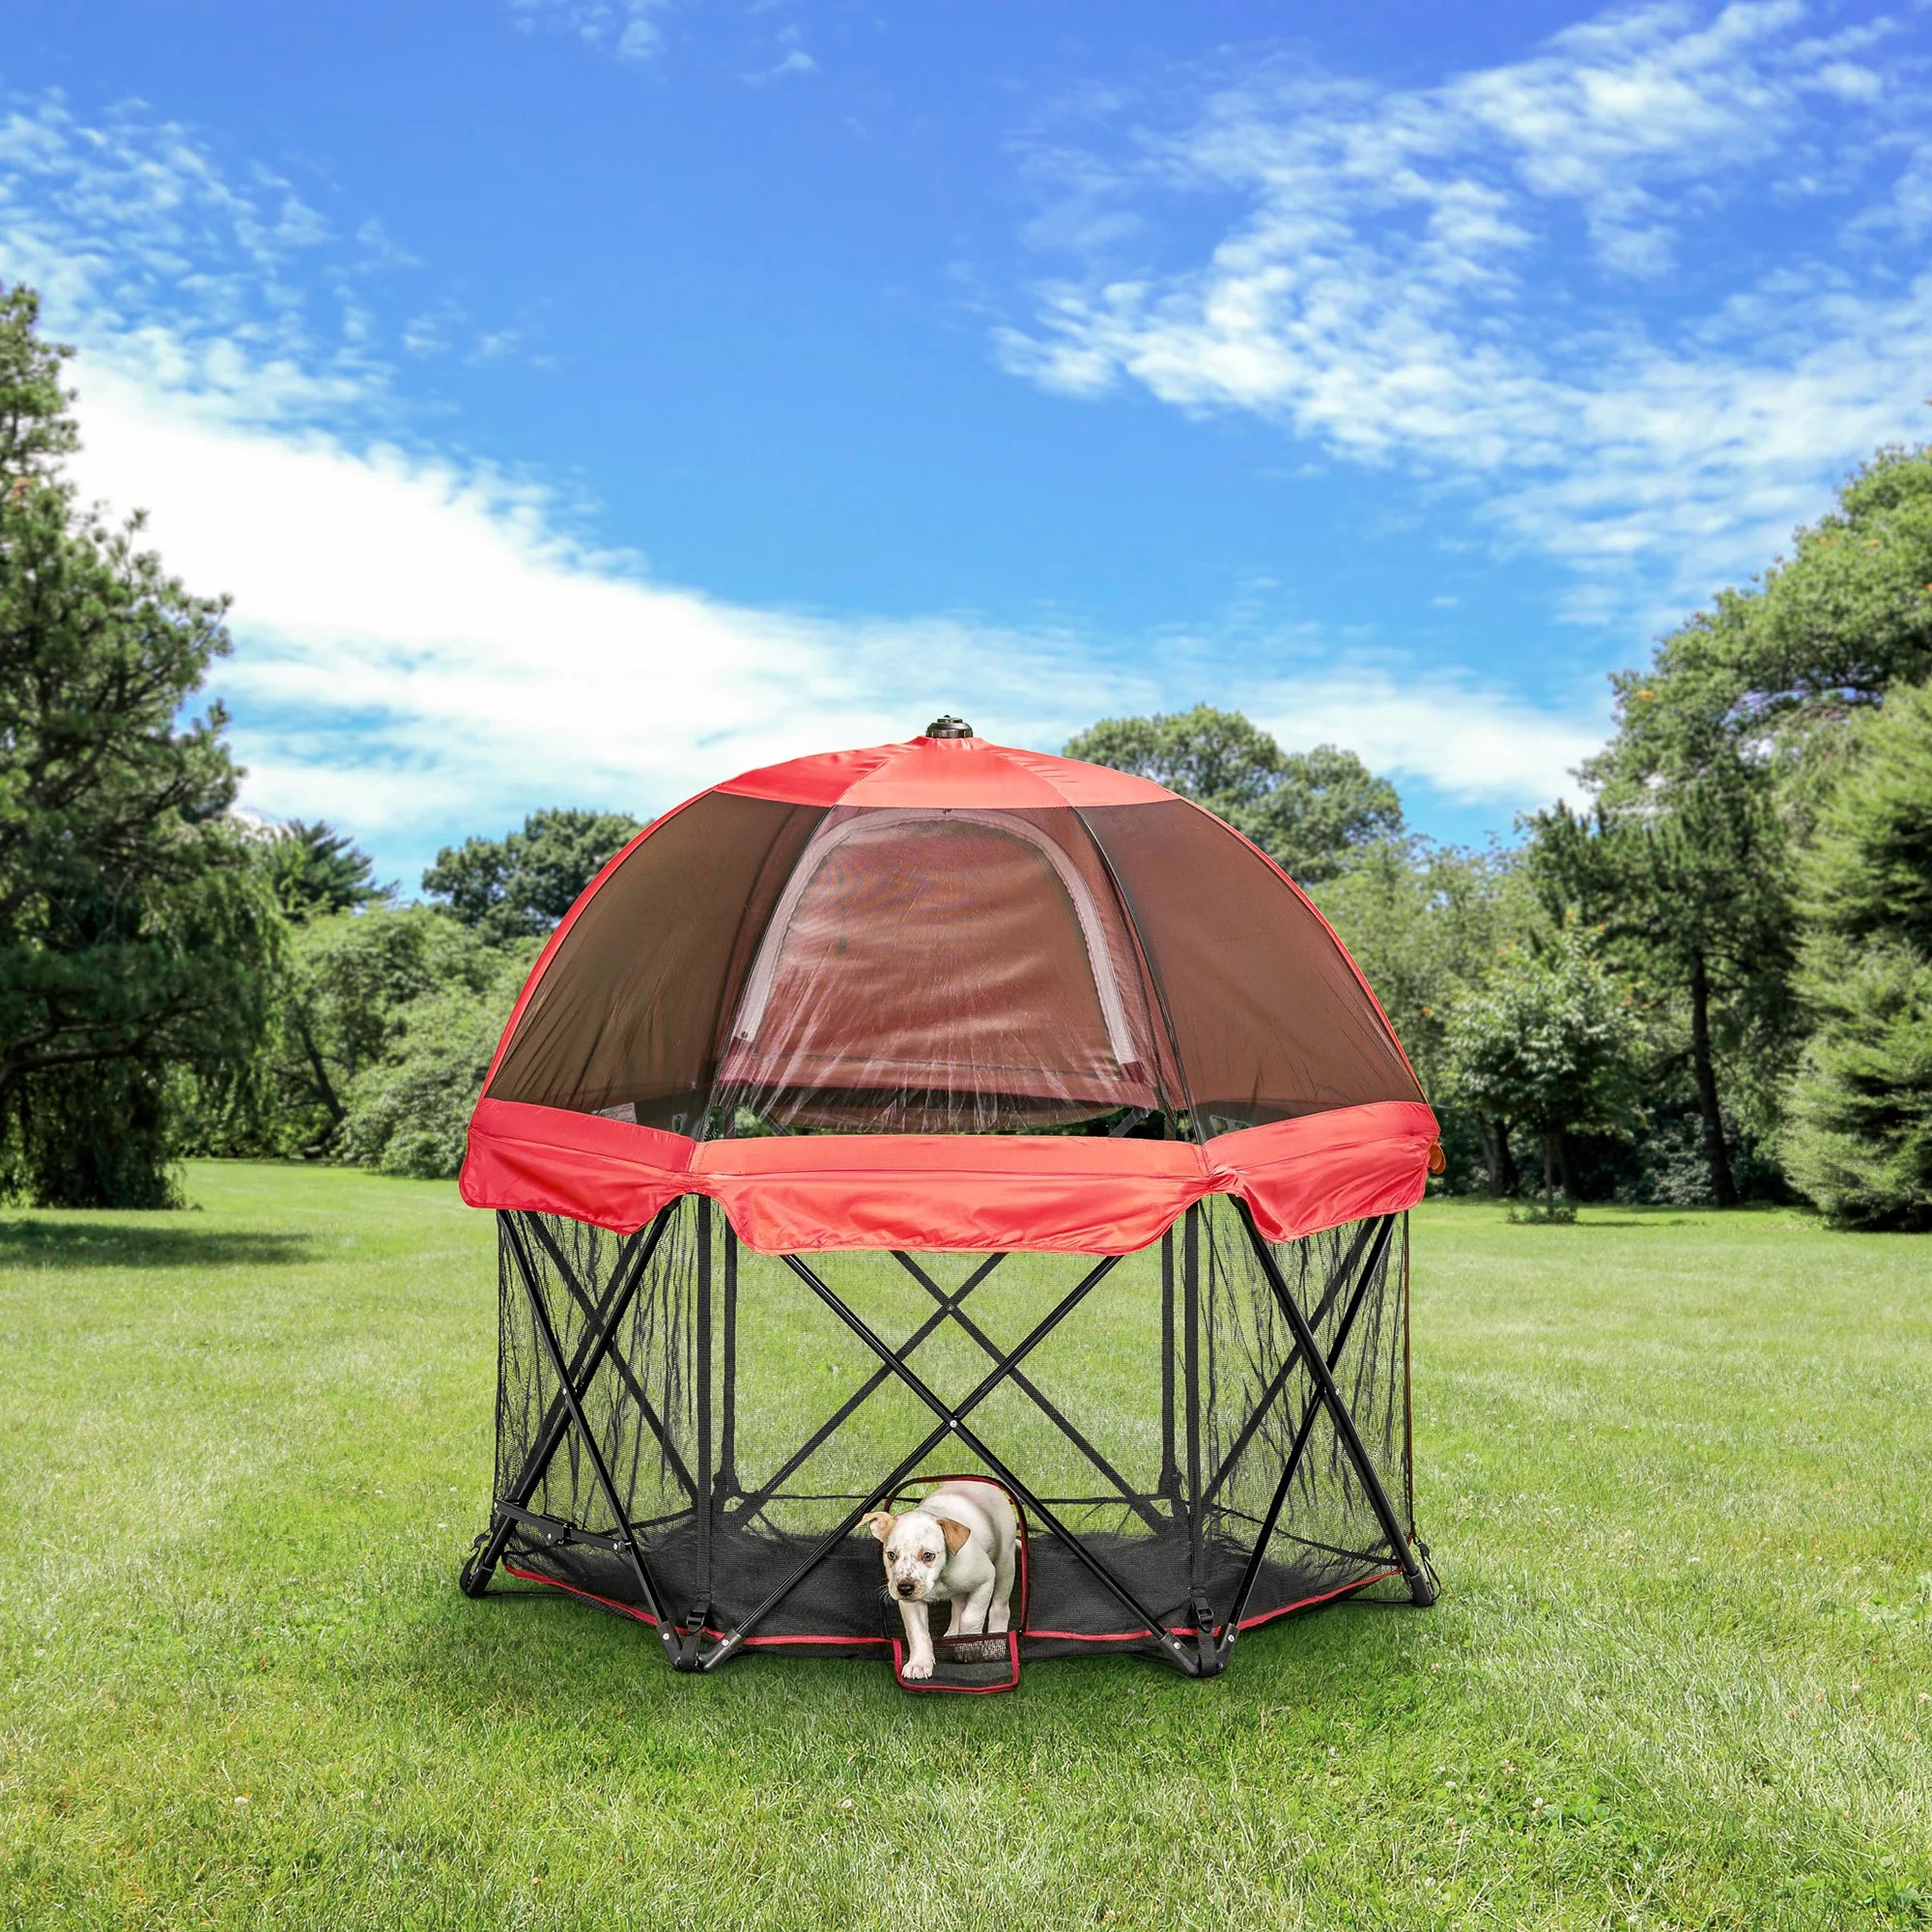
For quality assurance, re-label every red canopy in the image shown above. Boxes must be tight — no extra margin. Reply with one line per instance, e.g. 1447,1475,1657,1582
460,730,1437,1252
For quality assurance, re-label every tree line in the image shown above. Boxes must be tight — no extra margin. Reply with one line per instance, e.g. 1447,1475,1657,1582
4,283,1927,1225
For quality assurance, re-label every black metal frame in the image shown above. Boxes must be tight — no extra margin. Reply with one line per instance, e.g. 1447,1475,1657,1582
461,1198,1433,1677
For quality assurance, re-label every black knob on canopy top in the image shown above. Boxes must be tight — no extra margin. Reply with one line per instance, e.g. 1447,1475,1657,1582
925,714,975,739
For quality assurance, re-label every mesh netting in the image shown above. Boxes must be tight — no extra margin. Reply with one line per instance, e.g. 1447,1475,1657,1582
490,1196,1413,1661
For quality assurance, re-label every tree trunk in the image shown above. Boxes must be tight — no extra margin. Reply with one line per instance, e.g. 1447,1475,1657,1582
294,1009,346,1127
1558,1130,1580,1203
1688,949,1739,1208
1542,1130,1558,1218
1480,1117,1519,1197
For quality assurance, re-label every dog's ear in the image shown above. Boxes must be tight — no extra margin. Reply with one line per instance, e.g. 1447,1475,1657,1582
862,1511,895,1544
940,1518,972,1556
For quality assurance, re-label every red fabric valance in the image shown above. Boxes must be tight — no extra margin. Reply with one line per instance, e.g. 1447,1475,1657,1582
461,1096,1438,1253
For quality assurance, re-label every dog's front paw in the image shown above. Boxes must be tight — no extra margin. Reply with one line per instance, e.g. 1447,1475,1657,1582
903,1653,934,1681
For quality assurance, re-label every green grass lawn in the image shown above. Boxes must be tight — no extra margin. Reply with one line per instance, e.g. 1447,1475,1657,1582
1,1163,1928,1930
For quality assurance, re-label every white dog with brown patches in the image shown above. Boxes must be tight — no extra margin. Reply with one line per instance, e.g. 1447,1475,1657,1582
864,1480,1017,1680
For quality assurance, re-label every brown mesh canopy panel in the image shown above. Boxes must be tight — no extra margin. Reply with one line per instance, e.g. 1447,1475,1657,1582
1082,801,1420,1131
487,792,826,1129
483,750,1420,1147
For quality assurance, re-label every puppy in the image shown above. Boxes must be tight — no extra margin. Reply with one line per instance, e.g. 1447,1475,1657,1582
863,1480,1017,1681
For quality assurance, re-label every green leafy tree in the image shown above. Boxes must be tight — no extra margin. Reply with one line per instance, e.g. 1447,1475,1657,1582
1317,838,1534,1194
268,906,515,1155
1526,756,1793,1207
12,1062,183,1211
1065,705,1404,883
1558,452,1932,1204
1444,922,1645,1218
1593,445,1932,790
337,951,529,1179
0,285,281,1206
1782,679,1932,1228
422,807,640,945
260,819,389,922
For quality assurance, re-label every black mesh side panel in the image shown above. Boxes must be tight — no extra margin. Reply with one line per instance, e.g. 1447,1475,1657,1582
488,1204,1415,1659
1194,1201,1408,1626
495,1204,704,1615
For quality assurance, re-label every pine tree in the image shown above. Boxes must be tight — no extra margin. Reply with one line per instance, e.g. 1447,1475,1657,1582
1782,680,1932,1228
261,819,389,922
1526,756,1792,1206
0,285,281,1205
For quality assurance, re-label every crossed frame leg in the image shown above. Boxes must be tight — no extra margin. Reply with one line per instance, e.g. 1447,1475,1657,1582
460,1205,678,1600
491,1210,685,1662
1232,1204,1434,1610
1208,1214,1410,1663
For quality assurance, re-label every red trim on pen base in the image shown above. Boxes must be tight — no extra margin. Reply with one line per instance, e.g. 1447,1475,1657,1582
498,1561,1403,1658
500,1567,892,1650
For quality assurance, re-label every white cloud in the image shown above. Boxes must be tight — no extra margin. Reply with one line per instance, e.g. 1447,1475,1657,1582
400,309,452,358
65,359,1122,842
749,48,819,84
1251,672,1605,809
0,92,387,427
2,87,1605,877
470,326,524,361
60,356,1603,869
1001,1,1932,612
510,0,675,63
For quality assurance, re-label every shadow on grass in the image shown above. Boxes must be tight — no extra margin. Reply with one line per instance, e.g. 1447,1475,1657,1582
1500,1213,1675,1229
0,1220,319,1269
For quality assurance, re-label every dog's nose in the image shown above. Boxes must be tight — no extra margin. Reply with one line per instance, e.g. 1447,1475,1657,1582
895,1580,917,1598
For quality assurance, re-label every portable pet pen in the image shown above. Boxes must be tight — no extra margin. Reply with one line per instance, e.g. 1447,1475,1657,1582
456,720,1440,1679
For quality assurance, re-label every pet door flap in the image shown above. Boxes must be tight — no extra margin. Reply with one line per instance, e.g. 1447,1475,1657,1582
890,1628,1021,1694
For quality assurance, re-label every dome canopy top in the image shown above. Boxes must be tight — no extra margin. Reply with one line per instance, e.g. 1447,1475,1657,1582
462,733,1435,1253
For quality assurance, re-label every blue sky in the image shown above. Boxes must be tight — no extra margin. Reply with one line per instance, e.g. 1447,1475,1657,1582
3,1,1929,887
